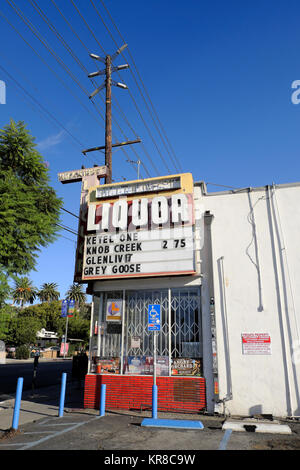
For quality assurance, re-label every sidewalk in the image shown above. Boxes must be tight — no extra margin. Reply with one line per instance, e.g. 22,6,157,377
0,378,83,432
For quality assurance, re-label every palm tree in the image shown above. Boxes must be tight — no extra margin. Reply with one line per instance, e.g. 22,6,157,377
12,277,37,308
38,282,60,303
65,283,86,306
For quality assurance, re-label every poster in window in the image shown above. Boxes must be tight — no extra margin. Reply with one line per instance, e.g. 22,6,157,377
123,356,169,376
124,356,146,375
96,357,120,374
106,299,122,322
171,358,202,376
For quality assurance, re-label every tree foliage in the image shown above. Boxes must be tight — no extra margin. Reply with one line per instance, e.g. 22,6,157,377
0,304,17,342
38,282,60,303
18,300,65,336
0,120,62,277
0,271,11,308
3,300,90,347
65,283,87,305
66,317,90,344
7,316,43,346
11,277,37,308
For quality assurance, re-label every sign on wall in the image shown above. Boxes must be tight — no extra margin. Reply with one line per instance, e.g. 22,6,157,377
242,333,271,355
81,173,196,281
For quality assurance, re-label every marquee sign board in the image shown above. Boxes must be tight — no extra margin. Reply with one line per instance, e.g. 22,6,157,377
79,173,196,281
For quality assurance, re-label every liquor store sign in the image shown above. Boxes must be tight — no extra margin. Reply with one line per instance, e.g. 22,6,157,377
81,173,196,280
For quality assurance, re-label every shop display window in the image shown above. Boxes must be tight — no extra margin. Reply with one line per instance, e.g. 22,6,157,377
89,288,202,377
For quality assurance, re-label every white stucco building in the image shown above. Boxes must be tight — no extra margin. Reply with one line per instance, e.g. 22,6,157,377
198,181,300,418
61,167,300,418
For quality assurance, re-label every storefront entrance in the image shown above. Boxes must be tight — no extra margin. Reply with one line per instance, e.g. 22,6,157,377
89,287,202,377
85,286,206,413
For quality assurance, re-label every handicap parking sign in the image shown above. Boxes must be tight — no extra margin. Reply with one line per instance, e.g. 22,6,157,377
148,304,161,331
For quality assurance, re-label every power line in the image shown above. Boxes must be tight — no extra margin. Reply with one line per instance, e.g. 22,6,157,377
2,1,104,167
6,0,105,143
6,0,89,98
26,0,149,178
0,63,86,150
94,0,182,173
100,0,183,173
5,0,126,172
47,0,151,178
61,207,80,219
4,0,156,180
0,8,104,137
56,223,78,236
69,0,161,176
59,234,77,244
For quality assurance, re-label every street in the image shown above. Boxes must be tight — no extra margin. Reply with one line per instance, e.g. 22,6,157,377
0,359,73,400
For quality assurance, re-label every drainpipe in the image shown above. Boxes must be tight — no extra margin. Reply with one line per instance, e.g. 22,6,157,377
203,211,222,414
269,184,299,418
217,256,233,415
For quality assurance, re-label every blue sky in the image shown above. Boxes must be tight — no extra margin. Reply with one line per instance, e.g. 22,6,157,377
0,0,300,300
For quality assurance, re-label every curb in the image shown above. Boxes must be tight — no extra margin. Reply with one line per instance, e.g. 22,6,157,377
222,419,292,434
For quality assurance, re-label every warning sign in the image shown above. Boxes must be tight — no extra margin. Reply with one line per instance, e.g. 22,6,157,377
242,333,271,355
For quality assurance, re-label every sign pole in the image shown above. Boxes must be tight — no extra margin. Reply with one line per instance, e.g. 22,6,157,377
153,331,157,387
64,315,69,359
152,330,158,419
148,304,160,420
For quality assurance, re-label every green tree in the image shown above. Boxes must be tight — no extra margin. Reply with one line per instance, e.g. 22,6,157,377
0,120,62,295
0,271,11,308
38,282,60,303
67,317,90,345
65,283,87,306
7,316,43,346
0,304,17,341
11,277,37,308
18,300,65,336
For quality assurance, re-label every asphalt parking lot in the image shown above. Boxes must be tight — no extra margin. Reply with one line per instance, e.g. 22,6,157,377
1,369,300,454
1,406,300,454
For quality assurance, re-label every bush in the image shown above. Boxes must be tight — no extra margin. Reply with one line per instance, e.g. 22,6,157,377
15,344,30,360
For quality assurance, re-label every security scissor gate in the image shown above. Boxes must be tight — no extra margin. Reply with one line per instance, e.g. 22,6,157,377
91,287,202,373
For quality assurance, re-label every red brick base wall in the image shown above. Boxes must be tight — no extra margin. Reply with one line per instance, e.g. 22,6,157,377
84,374,206,413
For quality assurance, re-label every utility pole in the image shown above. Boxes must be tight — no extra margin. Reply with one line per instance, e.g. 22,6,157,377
105,54,112,183
87,44,141,184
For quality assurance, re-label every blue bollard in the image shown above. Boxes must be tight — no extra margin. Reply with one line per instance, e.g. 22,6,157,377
59,372,67,417
99,384,106,417
152,384,158,420
12,377,23,430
